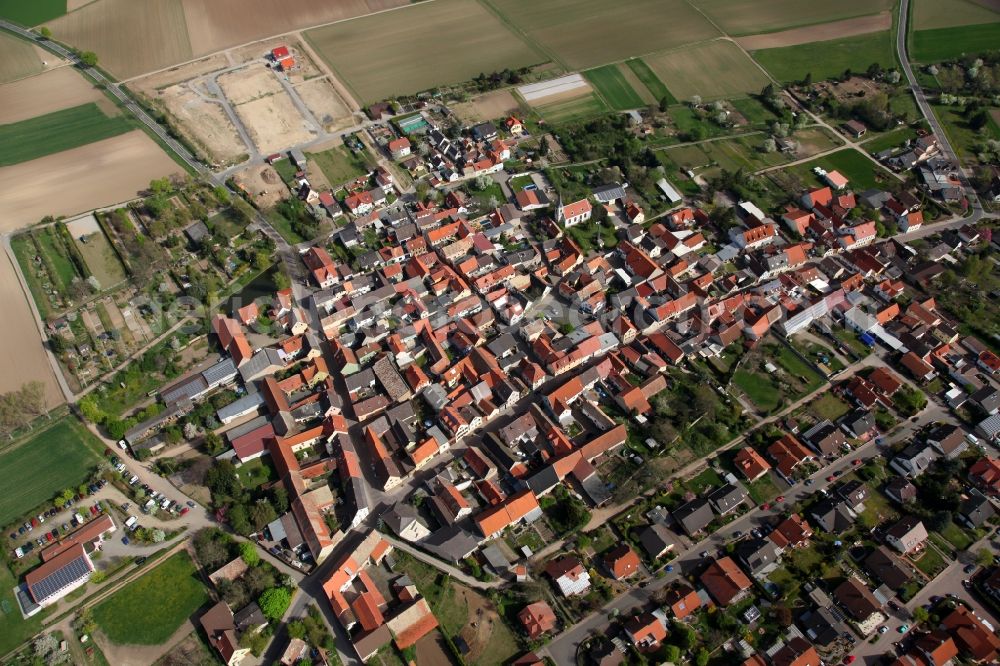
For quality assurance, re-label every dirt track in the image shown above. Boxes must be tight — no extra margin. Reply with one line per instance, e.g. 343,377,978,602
0,130,182,233
737,12,891,50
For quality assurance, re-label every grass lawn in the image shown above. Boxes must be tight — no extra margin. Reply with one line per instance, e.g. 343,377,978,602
733,369,782,413
787,148,895,191
565,219,618,253
931,103,1000,165
862,126,919,154
768,565,801,599
0,417,105,525
833,327,871,356
937,521,974,550
771,345,825,393
808,393,852,421
265,207,307,245
793,338,846,374
73,226,126,288
746,473,781,504
0,0,65,25
508,174,534,191
911,23,1000,63
393,551,467,636
626,58,676,104
93,551,208,645
751,31,896,83
685,467,723,494
585,64,646,110
0,103,132,166
0,560,48,655
308,145,373,188
913,545,947,577
859,489,899,527
730,96,780,126
237,457,276,490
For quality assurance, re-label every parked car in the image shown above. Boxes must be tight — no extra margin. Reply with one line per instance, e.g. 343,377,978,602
898,625,909,634
879,626,888,634
964,564,977,574
121,536,129,545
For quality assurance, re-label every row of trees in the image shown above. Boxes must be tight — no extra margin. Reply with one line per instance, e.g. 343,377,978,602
0,381,50,440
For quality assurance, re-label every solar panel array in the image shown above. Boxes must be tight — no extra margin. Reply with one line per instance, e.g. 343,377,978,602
29,555,91,602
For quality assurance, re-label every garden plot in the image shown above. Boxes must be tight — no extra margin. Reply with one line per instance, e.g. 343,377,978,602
65,213,126,289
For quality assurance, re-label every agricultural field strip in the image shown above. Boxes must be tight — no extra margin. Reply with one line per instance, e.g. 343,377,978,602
518,74,589,102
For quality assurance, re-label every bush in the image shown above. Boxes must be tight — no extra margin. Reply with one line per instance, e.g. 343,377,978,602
259,587,292,621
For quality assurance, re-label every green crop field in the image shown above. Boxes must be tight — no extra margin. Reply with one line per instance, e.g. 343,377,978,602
305,0,544,103
94,551,208,645
690,0,892,36
584,65,646,110
751,31,896,83
0,32,43,84
0,103,132,166
645,40,770,102
0,0,65,26
535,93,609,125
488,0,719,70
912,0,999,30
911,23,1000,62
626,59,676,104
0,417,104,526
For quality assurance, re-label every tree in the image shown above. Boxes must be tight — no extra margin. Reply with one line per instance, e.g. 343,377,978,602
761,137,777,153
203,431,225,456
539,136,550,157
39,26,51,38
761,83,775,98
228,504,252,535
912,606,930,623
259,587,292,621
803,72,813,87
152,529,166,543
695,648,710,666
474,173,492,191
79,51,98,67
690,95,702,107
240,541,261,566
976,548,995,567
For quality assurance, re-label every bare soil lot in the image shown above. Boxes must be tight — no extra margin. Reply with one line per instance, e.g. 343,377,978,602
157,84,247,165
0,254,63,407
0,31,43,84
690,0,893,36
218,66,283,105
0,67,108,124
0,130,182,232
305,0,545,103
451,89,521,124
233,164,287,208
295,77,355,130
127,53,229,91
234,93,315,154
50,0,194,80
180,0,408,57
736,12,892,49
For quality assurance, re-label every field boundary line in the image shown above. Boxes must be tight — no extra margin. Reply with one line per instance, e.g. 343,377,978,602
476,0,567,71
1,235,74,403
118,0,446,85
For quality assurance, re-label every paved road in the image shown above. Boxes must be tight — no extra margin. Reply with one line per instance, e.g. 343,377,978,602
895,0,983,215
541,399,945,666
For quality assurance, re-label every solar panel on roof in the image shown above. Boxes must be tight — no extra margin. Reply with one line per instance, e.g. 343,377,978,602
29,554,91,602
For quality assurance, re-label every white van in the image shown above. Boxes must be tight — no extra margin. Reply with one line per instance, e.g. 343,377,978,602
124,516,138,529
